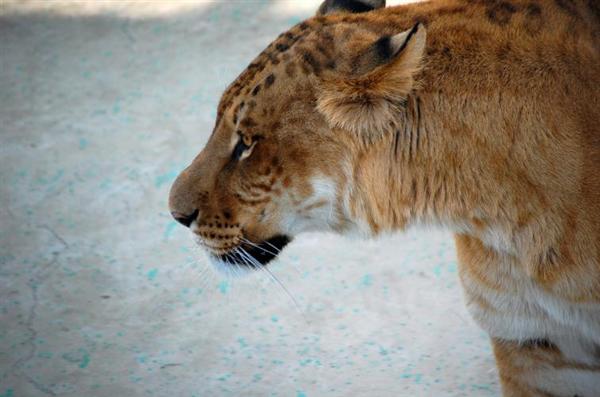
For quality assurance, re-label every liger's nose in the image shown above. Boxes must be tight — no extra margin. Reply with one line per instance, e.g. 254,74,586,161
171,209,199,228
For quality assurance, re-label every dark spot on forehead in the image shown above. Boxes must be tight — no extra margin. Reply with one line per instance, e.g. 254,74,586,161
267,52,281,65
301,50,322,75
265,74,276,88
216,20,324,122
276,43,290,52
251,85,261,96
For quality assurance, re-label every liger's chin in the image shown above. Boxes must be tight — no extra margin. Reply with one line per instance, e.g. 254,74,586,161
206,235,291,275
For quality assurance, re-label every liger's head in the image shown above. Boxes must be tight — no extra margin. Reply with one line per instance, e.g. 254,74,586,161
169,0,427,272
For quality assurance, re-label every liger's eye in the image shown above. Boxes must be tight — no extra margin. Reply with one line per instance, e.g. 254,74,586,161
232,135,254,160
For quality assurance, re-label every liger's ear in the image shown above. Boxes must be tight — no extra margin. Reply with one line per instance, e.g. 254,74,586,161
317,23,427,140
317,0,385,16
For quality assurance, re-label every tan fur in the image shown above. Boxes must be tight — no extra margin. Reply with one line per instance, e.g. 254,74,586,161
169,0,600,394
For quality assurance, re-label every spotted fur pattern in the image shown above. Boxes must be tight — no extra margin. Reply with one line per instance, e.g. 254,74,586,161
169,1,600,395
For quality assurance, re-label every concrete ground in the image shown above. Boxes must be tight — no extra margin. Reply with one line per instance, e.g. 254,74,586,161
0,1,500,396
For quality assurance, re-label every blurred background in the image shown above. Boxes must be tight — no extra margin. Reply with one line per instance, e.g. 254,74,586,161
0,1,499,396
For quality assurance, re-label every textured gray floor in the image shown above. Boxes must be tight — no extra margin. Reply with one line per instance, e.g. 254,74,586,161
0,1,500,396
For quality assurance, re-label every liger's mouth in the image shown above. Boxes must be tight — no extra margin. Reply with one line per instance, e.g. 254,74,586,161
215,235,291,267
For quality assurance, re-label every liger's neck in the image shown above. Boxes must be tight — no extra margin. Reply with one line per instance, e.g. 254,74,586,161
345,90,555,259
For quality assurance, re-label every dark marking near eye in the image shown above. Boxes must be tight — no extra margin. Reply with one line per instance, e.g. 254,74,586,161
265,74,276,88
232,137,250,160
235,196,271,206
223,210,232,220
487,1,517,25
250,182,273,192
241,118,257,128
276,43,289,52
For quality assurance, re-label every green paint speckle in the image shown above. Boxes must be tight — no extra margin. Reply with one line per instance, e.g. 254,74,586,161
218,280,230,294
147,269,158,281
360,274,373,286
296,392,307,397
163,221,178,240
62,348,90,369
0,389,14,397
37,351,53,359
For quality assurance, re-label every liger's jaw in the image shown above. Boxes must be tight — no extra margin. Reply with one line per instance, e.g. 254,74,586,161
195,233,292,272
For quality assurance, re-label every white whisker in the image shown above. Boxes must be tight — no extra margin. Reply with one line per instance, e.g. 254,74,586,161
262,264,307,322
262,239,282,254
235,246,307,322
240,237,279,257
